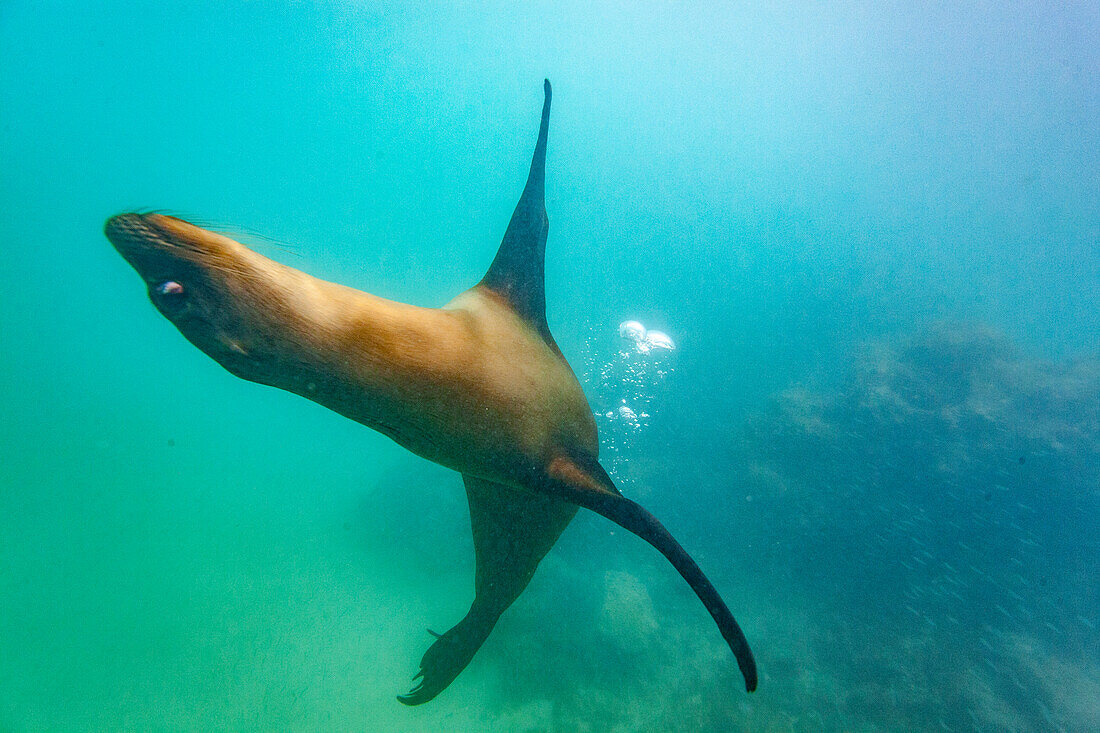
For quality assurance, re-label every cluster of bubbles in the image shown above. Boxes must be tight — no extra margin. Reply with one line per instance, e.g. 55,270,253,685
579,319,677,490
616,320,676,355
607,321,675,429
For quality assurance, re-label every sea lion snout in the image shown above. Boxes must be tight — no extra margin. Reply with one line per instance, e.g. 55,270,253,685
105,213,220,260
105,213,192,272
104,213,250,296
104,213,154,254
106,213,186,290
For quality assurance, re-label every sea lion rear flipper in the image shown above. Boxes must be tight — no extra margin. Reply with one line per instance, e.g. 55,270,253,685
478,79,556,349
396,612,494,706
542,456,759,693
398,474,577,705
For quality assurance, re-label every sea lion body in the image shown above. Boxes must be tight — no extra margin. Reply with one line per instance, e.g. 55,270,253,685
317,282,600,482
105,81,756,705
107,213,596,483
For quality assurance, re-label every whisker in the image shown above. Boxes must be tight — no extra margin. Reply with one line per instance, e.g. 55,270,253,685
132,207,192,218
223,225,302,259
190,219,302,260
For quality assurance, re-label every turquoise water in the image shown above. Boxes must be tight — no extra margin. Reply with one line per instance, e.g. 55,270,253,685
2,2,1098,730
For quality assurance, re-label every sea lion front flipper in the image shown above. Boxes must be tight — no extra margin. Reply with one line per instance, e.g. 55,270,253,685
542,455,759,693
478,79,556,348
397,474,577,705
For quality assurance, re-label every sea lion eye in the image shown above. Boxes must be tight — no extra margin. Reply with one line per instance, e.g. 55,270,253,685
156,280,185,296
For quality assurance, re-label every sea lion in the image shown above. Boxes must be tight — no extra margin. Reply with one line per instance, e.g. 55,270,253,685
104,80,757,704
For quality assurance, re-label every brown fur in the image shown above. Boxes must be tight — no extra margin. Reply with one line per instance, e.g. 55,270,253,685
107,214,596,484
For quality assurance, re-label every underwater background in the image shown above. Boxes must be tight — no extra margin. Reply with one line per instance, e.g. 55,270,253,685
2,1,1097,730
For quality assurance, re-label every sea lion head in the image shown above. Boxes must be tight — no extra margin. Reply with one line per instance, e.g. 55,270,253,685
105,213,300,383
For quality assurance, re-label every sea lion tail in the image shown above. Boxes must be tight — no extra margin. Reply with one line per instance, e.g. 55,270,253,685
396,611,499,706
544,456,758,693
